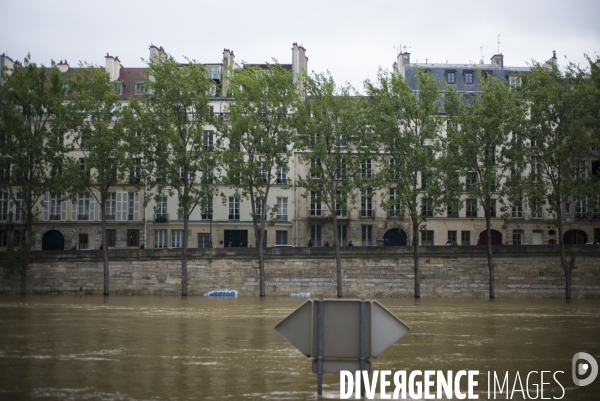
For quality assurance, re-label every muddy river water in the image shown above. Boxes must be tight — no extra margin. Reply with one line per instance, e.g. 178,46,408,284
0,296,598,400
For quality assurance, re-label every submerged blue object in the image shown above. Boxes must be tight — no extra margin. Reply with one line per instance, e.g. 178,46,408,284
204,289,238,297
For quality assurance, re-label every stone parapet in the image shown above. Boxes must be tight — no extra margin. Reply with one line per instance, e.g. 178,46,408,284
1,246,598,298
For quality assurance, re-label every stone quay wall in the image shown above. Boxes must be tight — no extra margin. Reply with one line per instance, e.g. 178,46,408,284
1,246,599,298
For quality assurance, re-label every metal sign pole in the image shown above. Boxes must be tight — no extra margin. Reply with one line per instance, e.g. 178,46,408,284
317,298,324,396
360,299,367,398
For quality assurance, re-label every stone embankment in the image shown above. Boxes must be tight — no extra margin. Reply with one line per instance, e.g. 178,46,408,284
1,246,599,298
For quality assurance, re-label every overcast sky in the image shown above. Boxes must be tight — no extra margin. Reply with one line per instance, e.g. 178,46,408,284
4,0,600,92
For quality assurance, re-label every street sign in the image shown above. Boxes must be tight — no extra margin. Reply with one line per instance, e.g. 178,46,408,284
274,299,410,395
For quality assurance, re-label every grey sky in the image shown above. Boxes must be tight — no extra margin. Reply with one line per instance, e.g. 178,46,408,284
4,0,600,91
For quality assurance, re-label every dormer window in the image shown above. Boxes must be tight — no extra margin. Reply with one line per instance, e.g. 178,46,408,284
446,71,456,84
464,71,474,84
134,82,145,95
114,81,123,95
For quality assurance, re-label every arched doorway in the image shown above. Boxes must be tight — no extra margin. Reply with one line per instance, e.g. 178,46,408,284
478,229,502,245
42,230,64,251
383,228,407,246
563,229,588,244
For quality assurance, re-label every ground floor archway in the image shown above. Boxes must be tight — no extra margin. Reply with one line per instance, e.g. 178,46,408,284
42,230,64,251
563,229,588,244
383,228,407,246
478,229,502,245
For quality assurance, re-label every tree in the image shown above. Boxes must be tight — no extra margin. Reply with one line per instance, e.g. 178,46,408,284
366,68,459,298
0,56,71,293
519,61,594,299
133,55,223,296
65,65,135,295
446,72,526,299
222,63,298,297
295,72,368,298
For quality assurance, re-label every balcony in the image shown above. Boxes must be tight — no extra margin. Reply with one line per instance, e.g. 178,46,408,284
105,214,116,221
360,209,373,218
276,178,288,185
49,214,61,221
276,215,288,222
77,214,89,221
154,213,169,223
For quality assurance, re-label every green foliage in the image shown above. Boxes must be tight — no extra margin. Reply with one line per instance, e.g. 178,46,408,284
295,72,368,219
133,56,223,221
0,55,72,282
222,63,298,239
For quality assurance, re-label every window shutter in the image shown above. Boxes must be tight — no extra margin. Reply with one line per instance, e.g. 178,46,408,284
133,192,140,221
120,192,129,221
43,192,49,221
60,194,67,221
89,192,96,221
116,192,123,221
71,197,78,221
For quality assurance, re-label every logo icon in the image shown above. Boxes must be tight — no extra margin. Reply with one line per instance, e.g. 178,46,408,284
572,352,598,386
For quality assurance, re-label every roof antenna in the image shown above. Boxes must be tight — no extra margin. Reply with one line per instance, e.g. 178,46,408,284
393,43,411,57
497,34,506,54
479,46,486,64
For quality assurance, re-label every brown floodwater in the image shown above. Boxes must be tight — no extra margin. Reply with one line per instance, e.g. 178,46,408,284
0,295,598,400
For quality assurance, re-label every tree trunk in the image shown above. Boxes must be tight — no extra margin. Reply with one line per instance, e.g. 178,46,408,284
20,217,33,295
101,201,109,295
557,225,572,299
332,214,342,298
412,220,420,298
485,209,495,299
258,221,265,297
182,213,188,296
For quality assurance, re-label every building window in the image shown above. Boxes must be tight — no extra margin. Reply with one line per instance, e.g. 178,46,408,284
509,76,522,90
447,201,459,218
276,197,288,221
335,157,347,180
389,158,399,180
531,202,543,218
105,192,117,221
389,188,401,217
490,199,497,218
461,231,471,245
335,191,347,217
171,230,184,248
576,198,587,219
446,71,456,84
105,229,116,247
155,196,168,222
361,159,372,178
0,192,8,221
464,72,474,84
421,230,434,246
276,230,288,245
78,193,90,221
512,198,523,218
466,199,478,218
228,196,240,220
421,198,433,217
79,158,87,179
154,230,167,248
201,197,213,220
513,230,524,245
361,225,373,246
310,191,321,216
127,229,139,247
276,165,287,185
203,131,214,151
466,172,477,191
259,162,268,184
129,159,141,184
310,159,321,179
311,224,322,246
337,224,347,247
447,230,457,244
198,234,211,248
361,188,373,217
49,193,62,220
79,233,89,250
79,131,87,148
134,81,145,94
565,202,571,214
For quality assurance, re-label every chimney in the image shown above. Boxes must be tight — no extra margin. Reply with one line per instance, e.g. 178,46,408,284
221,48,235,97
292,43,308,84
57,59,69,73
0,54,15,85
396,52,410,77
105,53,121,81
490,54,504,67
149,44,166,62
